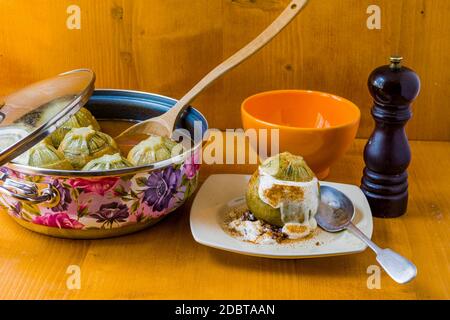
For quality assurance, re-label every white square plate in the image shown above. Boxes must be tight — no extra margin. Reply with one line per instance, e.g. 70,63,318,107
190,174,373,259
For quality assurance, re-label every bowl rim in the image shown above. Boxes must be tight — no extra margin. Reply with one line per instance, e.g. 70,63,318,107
4,89,208,178
241,89,361,131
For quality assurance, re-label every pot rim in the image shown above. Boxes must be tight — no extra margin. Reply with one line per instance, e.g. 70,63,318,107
4,89,208,178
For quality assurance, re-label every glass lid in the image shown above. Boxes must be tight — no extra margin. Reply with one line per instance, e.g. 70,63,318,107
0,69,95,166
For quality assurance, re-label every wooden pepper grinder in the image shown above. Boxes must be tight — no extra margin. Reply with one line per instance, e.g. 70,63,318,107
361,56,421,218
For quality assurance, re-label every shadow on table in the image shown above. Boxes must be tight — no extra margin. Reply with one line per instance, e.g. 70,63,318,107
204,246,373,278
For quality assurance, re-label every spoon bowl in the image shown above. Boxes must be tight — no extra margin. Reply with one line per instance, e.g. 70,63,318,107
316,185,417,284
316,185,355,232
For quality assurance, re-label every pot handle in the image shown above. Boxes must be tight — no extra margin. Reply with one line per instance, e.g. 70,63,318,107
0,173,57,204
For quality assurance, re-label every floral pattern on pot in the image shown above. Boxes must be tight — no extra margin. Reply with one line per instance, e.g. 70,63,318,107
0,158,200,231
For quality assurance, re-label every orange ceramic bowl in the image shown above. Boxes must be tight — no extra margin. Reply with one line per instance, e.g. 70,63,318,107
241,90,360,179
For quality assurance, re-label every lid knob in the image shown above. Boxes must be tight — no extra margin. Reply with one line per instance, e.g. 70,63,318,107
390,55,403,69
368,56,420,106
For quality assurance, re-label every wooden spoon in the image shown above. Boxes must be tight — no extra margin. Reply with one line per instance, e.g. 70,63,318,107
115,0,309,143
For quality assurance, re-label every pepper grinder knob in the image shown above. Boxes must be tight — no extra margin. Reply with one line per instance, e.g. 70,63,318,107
361,56,421,218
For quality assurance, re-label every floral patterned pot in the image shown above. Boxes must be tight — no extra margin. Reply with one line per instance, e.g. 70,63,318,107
0,90,207,239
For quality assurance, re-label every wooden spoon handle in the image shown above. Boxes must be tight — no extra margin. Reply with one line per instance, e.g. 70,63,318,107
161,0,309,129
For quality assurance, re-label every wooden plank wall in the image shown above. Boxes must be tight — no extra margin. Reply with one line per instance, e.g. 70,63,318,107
0,0,449,140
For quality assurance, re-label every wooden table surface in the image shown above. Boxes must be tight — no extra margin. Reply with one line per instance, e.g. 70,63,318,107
0,139,448,300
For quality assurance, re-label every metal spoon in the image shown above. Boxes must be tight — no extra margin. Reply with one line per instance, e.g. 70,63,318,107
316,186,417,284
115,0,309,142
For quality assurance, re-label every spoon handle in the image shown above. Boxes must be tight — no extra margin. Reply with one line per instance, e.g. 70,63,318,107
161,0,309,129
346,223,417,284
346,222,382,254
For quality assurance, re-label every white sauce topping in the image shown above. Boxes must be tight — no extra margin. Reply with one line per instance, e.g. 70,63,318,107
228,219,277,245
257,169,320,239
282,221,317,240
